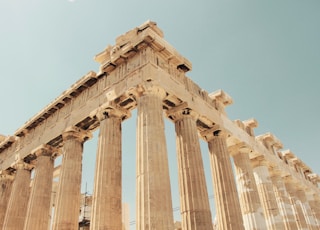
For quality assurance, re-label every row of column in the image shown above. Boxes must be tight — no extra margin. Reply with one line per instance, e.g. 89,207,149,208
0,87,237,230
1,87,319,230
0,152,55,230
135,87,244,229
0,128,90,230
231,146,320,230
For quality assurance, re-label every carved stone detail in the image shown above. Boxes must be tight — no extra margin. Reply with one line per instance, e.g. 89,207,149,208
0,21,318,230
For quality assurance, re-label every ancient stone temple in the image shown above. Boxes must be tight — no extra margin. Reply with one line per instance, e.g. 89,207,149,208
0,21,319,230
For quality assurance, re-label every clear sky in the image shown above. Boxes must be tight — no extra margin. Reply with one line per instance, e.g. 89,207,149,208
1,0,319,227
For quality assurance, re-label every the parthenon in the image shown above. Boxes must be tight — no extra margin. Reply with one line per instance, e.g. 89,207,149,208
0,21,319,230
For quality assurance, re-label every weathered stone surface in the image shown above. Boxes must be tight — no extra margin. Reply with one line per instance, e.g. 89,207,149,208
172,110,213,230
0,171,13,229
296,188,318,230
52,128,90,230
136,87,174,230
251,157,285,230
2,163,32,230
312,194,320,227
270,171,298,230
233,150,267,230
284,178,309,230
0,21,319,230
207,131,244,230
90,107,125,230
23,147,55,230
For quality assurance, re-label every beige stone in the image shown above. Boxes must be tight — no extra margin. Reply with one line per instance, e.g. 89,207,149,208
270,170,298,230
307,192,320,228
206,131,244,230
136,87,174,230
312,194,320,228
23,146,55,230
0,171,13,229
0,21,319,230
2,162,32,230
0,135,6,143
52,128,90,230
296,188,318,230
233,149,267,229
90,107,127,230
284,177,309,230
229,119,267,229
170,107,213,230
122,203,130,230
251,157,285,230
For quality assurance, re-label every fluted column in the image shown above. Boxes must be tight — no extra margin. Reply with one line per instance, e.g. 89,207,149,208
284,178,308,230
296,188,318,230
52,127,90,230
270,169,298,230
251,157,285,230
23,146,55,230
170,107,213,230
231,148,267,230
2,162,32,230
90,106,128,230
205,129,244,230
306,191,320,230
312,194,320,228
136,87,174,230
0,171,14,229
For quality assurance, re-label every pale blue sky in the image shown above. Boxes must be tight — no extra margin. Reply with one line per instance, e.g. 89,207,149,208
1,0,319,227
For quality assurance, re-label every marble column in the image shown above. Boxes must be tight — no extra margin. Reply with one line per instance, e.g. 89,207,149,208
305,191,320,230
171,108,213,230
23,146,55,230
312,194,320,228
296,188,318,230
0,171,14,229
52,127,90,230
251,157,285,230
136,87,174,230
270,169,298,230
205,130,244,230
232,148,267,230
2,162,32,230
90,107,128,230
284,178,308,230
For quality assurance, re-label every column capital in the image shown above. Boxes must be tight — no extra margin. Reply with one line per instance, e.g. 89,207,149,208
251,155,270,168
269,165,283,178
200,125,228,142
62,127,92,143
94,103,131,122
227,142,252,156
0,170,14,180
13,161,34,171
141,85,167,99
166,102,199,121
31,144,59,158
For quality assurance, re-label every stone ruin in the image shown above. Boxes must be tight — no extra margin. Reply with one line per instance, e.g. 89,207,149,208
0,21,319,230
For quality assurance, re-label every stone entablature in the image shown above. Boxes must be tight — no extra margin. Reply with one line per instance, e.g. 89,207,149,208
0,21,319,230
